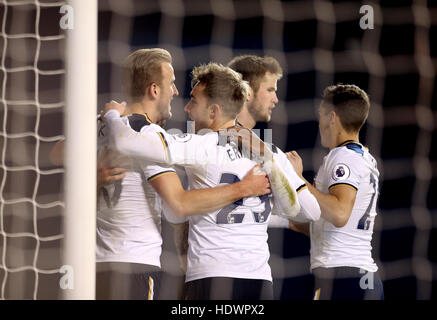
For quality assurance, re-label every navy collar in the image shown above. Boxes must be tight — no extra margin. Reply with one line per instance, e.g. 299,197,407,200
336,140,358,148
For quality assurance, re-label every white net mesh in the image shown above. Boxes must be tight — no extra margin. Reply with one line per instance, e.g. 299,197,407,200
0,0,436,299
0,0,65,299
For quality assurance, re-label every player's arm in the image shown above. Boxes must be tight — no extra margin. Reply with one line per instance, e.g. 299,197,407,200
50,139,64,166
150,164,270,217
289,221,310,237
268,212,310,238
169,221,189,273
97,146,128,191
287,151,357,228
103,108,171,164
269,150,321,222
49,138,127,192
224,128,318,221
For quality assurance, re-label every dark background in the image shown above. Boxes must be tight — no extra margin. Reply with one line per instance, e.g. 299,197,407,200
95,0,437,300
0,0,435,300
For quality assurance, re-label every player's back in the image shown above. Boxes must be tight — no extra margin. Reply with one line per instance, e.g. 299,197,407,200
167,131,273,282
96,114,171,267
311,142,379,272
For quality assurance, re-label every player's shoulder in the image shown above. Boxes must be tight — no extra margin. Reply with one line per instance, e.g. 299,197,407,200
329,142,366,159
168,131,211,143
191,130,219,145
324,143,366,171
126,113,154,132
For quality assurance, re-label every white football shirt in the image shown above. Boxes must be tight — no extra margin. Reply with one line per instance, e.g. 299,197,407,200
96,114,175,267
310,141,379,272
103,110,312,280
164,131,273,282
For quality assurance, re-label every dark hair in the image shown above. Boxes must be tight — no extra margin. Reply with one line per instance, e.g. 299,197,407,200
227,55,282,93
322,84,370,133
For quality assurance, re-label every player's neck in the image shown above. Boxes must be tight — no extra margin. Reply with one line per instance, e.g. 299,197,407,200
236,106,256,129
331,131,360,150
211,118,237,131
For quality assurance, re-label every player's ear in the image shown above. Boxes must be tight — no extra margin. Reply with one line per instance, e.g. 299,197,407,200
208,104,220,119
149,83,160,100
329,110,337,126
246,87,254,102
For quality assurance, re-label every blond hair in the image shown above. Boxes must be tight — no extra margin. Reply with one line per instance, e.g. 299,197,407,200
122,48,172,102
191,63,249,118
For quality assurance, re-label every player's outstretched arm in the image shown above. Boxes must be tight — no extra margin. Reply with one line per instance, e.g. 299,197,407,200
150,164,270,218
103,104,170,165
224,127,304,219
97,146,129,190
269,150,321,222
49,139,127,193
287,151,356,228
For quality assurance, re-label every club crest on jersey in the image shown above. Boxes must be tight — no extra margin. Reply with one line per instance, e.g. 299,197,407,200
332,164,350,181
173,133,192,142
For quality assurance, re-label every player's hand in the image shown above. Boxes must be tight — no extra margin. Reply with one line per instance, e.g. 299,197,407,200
100,100,127,118
241,164,271,197
286,150,303,178
97,146,130,189
220,126,273,162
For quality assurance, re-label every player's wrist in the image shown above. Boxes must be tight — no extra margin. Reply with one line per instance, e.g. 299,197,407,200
235,180,252,198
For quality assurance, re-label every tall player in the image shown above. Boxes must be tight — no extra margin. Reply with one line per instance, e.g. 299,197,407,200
228,55,280,128
228,54,319,224
103,63,315,299
287,84,384,300
95,49,270,300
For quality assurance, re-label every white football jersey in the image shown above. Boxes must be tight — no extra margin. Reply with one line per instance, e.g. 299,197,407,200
103,110,313,281
96,114,175,267
311,141,379,272
164,131,274,282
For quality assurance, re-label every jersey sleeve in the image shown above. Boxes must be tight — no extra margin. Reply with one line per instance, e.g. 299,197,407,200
271,146,306,191
269,146,321,222
165,133,209,167
104,110,170,164
104,110,210,168
326,150,362,191
143,164,176,182
264,158,301,219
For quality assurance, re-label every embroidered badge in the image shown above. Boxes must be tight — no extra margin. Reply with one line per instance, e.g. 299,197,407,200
172,133,192,142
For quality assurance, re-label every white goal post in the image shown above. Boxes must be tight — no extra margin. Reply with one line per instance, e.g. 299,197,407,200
63,0,97,299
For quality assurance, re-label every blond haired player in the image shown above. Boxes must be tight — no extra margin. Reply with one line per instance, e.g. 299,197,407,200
103,63,313,299
95,49,270,299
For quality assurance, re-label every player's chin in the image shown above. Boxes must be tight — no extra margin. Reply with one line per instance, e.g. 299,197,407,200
164,107,172,120
262,114,271,122
320,136,329,148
